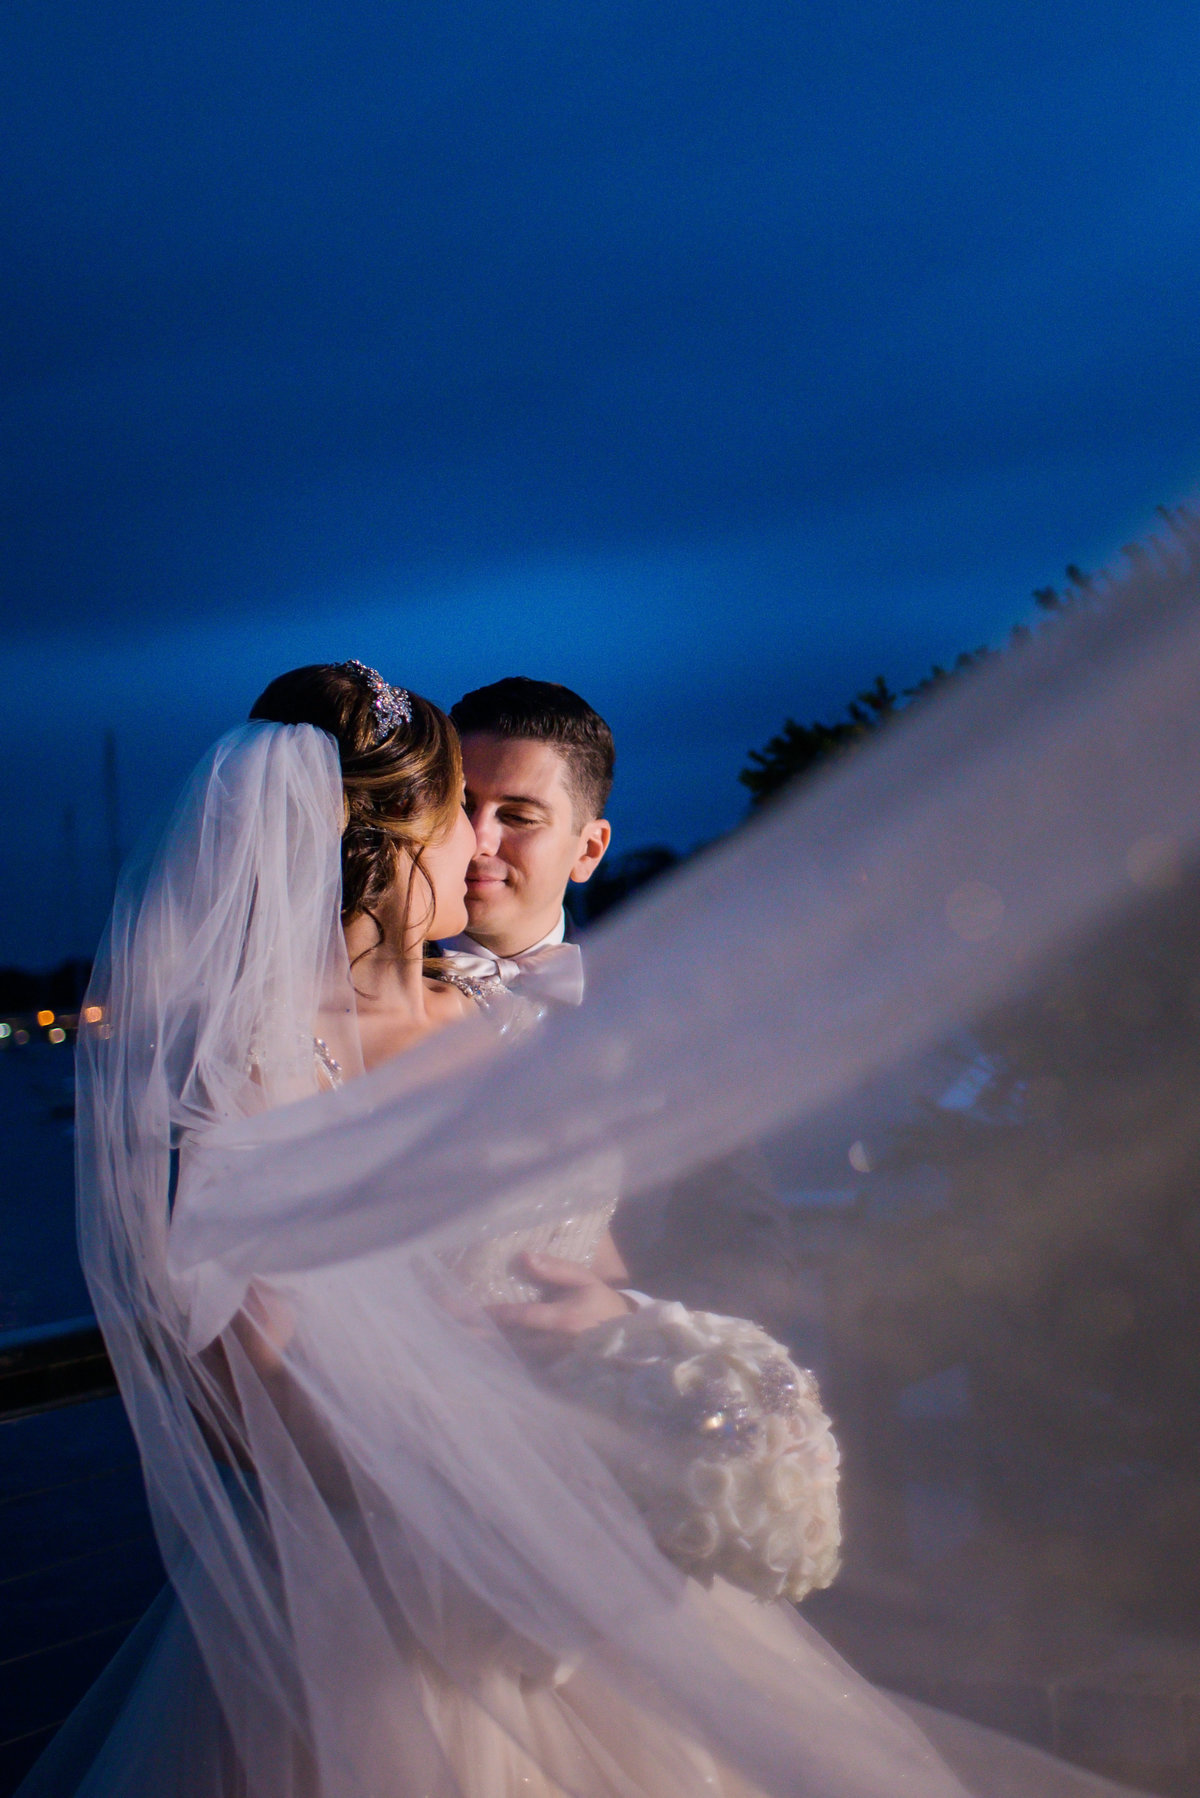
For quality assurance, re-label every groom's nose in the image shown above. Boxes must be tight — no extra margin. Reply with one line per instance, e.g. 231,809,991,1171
471,807,502,856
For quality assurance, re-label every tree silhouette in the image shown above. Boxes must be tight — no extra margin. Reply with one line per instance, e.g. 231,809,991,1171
737,555,1123,808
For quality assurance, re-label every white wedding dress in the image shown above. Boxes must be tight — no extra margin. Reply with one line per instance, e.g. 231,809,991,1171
19,536,1200,1797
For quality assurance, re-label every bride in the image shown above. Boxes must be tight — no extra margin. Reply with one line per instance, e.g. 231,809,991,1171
20,617,1195,1796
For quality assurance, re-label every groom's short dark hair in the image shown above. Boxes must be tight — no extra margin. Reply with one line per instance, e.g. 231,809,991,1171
451,677,615,822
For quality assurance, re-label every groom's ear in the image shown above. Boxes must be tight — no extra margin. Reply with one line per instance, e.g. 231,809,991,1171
569,818,611,885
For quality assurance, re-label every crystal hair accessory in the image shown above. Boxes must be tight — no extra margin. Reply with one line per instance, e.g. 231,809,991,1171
338,661,413,742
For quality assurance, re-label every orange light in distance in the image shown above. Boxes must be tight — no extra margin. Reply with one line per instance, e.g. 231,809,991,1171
36,1009,55,1027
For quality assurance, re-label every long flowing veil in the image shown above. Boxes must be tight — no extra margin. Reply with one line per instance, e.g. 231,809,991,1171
25,529,1200,1796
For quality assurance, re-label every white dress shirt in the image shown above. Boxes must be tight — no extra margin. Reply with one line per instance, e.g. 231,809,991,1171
437,912,584,1006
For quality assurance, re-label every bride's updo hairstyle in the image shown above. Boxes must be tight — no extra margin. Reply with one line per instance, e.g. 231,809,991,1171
249,662,462,940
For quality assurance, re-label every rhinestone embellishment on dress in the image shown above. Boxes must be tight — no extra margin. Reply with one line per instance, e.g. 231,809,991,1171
433,970,508,1001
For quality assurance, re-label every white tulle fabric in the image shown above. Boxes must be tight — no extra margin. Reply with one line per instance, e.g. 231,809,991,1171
24,538,1200,1798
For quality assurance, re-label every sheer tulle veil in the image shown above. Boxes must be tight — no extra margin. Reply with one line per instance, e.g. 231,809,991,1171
27,531,1200,1796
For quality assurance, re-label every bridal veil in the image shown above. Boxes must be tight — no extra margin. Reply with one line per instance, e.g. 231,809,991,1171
23,528,1200,1796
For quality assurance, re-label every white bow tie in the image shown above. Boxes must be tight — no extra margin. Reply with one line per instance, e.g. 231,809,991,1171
438,940,585,1006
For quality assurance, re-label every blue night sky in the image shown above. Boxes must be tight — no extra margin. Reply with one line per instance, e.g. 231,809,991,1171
4,0,1200,965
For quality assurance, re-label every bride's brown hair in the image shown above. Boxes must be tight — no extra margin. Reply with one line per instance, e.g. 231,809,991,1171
249,664,463,944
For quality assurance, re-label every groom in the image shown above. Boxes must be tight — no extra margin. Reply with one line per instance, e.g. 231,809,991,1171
440,676,614,996
440,676,634,1337
443,674,801,1347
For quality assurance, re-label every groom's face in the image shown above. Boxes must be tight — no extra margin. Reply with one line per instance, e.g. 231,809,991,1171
459,733,609,954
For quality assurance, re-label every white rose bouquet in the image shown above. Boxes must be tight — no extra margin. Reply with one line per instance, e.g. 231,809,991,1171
547,1302,841,1603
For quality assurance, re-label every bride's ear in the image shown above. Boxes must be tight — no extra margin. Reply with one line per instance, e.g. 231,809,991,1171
570,818,611,885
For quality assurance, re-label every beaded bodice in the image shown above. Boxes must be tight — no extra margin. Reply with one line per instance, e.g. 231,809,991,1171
438,1187,619,1304
432,980,617,1301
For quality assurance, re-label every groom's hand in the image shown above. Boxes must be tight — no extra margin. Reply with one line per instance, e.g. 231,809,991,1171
487,1251,632,1347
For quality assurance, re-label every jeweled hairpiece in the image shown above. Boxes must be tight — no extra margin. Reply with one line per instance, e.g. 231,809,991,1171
338,660,413,743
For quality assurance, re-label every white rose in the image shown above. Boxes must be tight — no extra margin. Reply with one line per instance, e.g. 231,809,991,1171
726,1540,786,1603
760,1415,792,1457
685,1460,736,1509
722,1454,762,1511
764,1520,805,1573
805,1507,839,1549
765,1452,813,1512
780,1409,814,1449
669,1355,708,1397
808,1434,839,1471
666,1509,721,1565
651,1303,700,1345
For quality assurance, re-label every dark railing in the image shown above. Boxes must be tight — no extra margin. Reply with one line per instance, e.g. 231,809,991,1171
0,1319,160,1795
0,1318,117,1425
